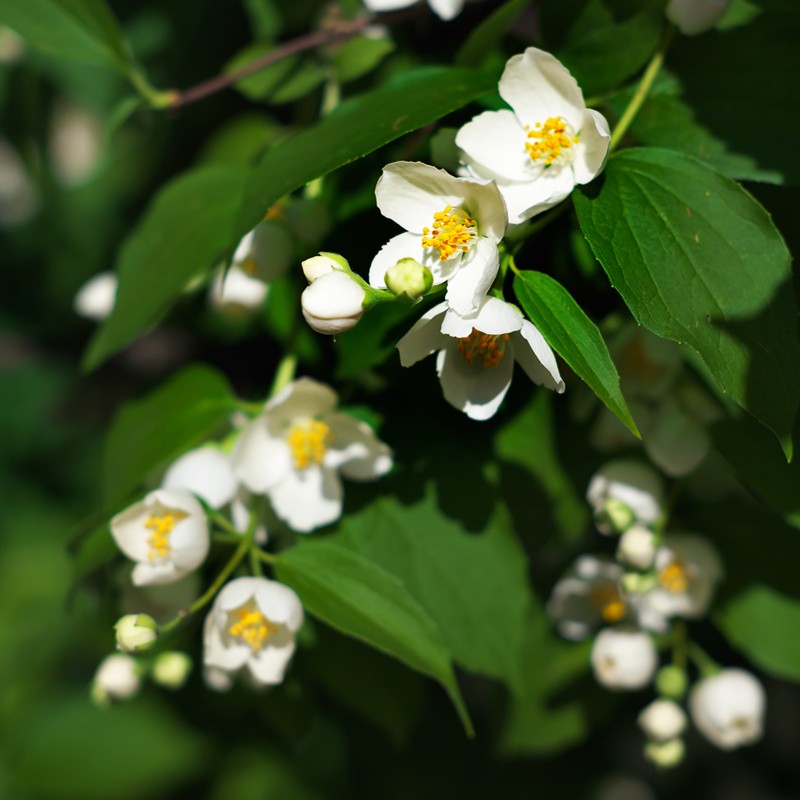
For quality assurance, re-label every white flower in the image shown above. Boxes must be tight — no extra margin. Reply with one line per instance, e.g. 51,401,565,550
638,699,687,742
369,161,507,316
591,627,658,690
362,0,464,22
586,460,665,534
162,446,239,509
666,0,731,35
634,534,723,632
547,555,627,641
49,101,104,186
209,264,268,313
74,272,118,322
232,378,393,532
689,668,765,749
203,576,304,690
456,47,610,225
301,270,365,334
616,524,657,570
91,654,141,705
397,297,564,421
115,613,158,653
110,489,210,585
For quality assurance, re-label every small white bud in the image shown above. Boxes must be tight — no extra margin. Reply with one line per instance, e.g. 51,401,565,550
301,270,365,335
115,613,158,653
384,257,433,301
638,699,687,742
644,737,685,768
74,272,118,321
91,654,141,706
666,0,730,35
151,651,193,689
587,460,665,534
617,524,657,570
591,627,658,691
301,251,350,283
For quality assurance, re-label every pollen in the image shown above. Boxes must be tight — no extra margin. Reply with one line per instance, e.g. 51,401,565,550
659,559,690,594
524,117,579,167
287,420,332,470
228,602,279,652
242,257,258,276
421,205,477,261
457,329,509,368
144,509,187,561
589,584,627,623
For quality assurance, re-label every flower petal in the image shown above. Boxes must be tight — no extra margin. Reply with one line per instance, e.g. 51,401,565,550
324,412,394,480
497,166,576,224
269,466,343,533
444,236,500,315
428,0,464,20
266,377,339,426
162,446,239,509
513,321,565,392
248,635,296,685
369,232,431,289
253,580,305,630
443,295,524,338
396,302,449,367
572,109,611,185
232,419,292,493
456,109,529,183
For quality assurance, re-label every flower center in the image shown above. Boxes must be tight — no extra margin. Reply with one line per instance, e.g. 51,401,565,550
588,584,627,623
421,205,477,261
228,601,279,652
524,117,579,167
242,257,258,276
287,420,332,470
457,329,509,368
659,559,690,594
144,509,187,561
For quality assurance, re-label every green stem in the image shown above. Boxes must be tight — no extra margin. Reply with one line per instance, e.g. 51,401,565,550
254,549,277,565
269,353,298,397
609,25,675,152
212,532,242,545
672,620,688,669
689,642,722,678
127,67,175,109
208,509,242,537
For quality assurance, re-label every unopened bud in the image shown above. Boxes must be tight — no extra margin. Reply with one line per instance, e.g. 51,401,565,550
115,613,158,653
617,524,657,570
596,498,635,534
384,258,433,302
644,737,685,768
151,651,193,689
301,270,365,335
301,251,350,283
91,654,142,706
621,571,657,595
656,665,689,700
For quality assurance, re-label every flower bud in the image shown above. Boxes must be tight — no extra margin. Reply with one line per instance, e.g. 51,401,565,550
617,524,657,570
384,257,433,302
666,0,730,36
302,251,350,283
591,627,658,691
621,571,657,595
151,651,193,689
597,498,635,535
115,613,158,653
656,664,689,699
301,270,365,335
638,699,687,742
74,272,118,322
91,654,141,706
644,737,685,768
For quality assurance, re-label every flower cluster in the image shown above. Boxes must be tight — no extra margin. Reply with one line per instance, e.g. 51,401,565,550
547,458,765,764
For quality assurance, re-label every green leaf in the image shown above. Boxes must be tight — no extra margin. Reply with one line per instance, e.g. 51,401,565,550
555,0,663,95
454,0,530,68
717,586,800,682
0,0,132,72
514,270,639,437
332,35,395,83
84,165,248,370
334,486,537,695
101,364,236,505
574,147,800,457
235,66,496,237
274,540,472,734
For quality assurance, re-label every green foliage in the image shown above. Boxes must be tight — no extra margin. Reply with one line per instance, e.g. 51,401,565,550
574,147,800,456
454,0,531,68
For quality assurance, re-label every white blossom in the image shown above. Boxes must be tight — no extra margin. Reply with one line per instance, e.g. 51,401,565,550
638,699,687,742
110,489,210,585
301,270,365,335
689,668,765,749
203,576,304,690
586,460,665,534
547,555,627,641
397,297,563,421
232,378,393,532
591,627,658,691
162,446,239,509
456,48,610,224
369,161,507,316
362,0,464,22
666,0,731,35
91,654,141,705
74,272,118,322
617,524,657,571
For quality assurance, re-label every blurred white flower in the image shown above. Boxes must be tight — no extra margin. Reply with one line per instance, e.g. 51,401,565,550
162,446,239,510
49,101,104,186
689,668,765,749
203,576,304,690
111,489,210,585
0,137,38,227
547,555,627,641
638,699,687,742
0,26,24,64
91,654,141,706
586,460,665,534
74,272,118,322
456,47,610,224
616,524,657,571
666,0,731,35
232,378,393,532
591,627,658,690
369,161,506,315
397,297,563,421
635,534,723,632
301,270,365,335
151,651,193,690
362,0,464,22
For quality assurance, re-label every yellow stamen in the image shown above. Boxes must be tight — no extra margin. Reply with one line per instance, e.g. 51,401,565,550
524,117,579,166
457,329,509,368
421,204,477,261
242,257,258,276
228,602,279,652
659,560,690,594
144,509,187,561
287,420,332,470
589,584,627,623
